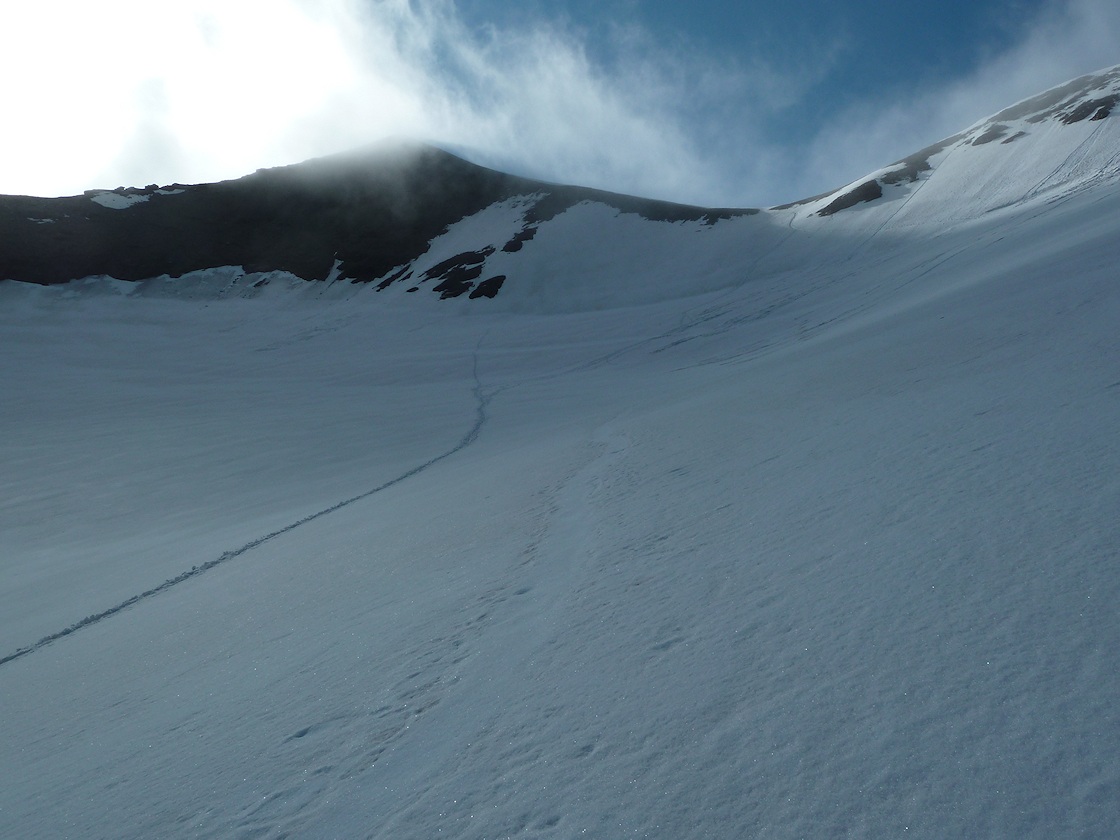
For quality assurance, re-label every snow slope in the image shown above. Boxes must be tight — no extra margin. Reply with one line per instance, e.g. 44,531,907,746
1,68,1119,838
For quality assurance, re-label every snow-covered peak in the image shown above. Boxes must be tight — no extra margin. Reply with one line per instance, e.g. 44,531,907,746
787,64,1120,228
2,66,1119,309
984,64,1120,129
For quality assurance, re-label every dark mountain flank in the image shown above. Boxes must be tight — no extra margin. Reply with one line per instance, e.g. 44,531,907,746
0,143,754,289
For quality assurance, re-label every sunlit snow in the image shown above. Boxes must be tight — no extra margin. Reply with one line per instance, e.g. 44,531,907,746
2,71,1119,839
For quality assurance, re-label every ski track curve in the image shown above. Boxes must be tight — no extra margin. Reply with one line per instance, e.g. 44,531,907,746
0,344,495,669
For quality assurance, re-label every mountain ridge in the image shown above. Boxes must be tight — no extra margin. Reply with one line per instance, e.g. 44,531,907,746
796,64,1120,221
0,140,752,290
2,64,1118,302
3,65,1120,840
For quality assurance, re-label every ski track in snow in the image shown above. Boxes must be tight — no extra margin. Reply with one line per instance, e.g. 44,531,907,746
4,74,1120,837
0,341,496,669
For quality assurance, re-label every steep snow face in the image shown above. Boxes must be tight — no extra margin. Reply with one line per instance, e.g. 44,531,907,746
370,197,782,312
789,65,1120,230
3,67,1118,310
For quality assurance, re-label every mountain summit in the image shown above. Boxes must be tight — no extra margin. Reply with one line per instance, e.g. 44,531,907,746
794,64,1120,222
1,64,1118,306
0,140,749,294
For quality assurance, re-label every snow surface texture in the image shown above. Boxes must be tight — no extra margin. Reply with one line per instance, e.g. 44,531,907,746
2,69,1119,838
87,187,186,209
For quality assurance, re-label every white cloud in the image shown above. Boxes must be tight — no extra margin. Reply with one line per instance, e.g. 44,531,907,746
0,2,365,195
0,0,1116,205
0,0,808,202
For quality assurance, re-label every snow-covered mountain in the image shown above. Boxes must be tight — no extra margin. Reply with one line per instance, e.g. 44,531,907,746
793,63,1120,221
2,67,1119,838
3,66,1118,308
0,140,752,307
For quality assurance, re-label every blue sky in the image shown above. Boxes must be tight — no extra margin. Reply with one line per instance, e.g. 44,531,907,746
0,0,1117,205
460,0,1040,109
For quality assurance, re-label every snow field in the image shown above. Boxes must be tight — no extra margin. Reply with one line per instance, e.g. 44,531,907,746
3,103,1120,836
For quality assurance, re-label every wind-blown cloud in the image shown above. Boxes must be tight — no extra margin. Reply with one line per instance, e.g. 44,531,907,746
0,0,821,203
0,0,1116,206
793,0,1120,203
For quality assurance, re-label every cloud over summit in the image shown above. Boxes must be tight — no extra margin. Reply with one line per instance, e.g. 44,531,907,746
0,0,1117,205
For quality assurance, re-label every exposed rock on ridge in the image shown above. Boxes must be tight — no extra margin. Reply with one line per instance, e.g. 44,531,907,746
0,143,755,297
